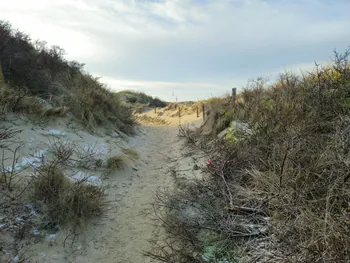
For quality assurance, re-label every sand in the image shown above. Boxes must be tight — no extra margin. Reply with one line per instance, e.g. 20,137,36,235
1,109,202,263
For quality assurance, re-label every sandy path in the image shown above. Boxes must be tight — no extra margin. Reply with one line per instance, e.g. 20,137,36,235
92,125,182,263
91,114,202,263
28,113,201,263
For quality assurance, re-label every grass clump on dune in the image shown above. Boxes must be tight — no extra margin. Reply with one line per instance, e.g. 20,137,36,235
55,182,106,228
106,155,127,170
0,20,135,133
32,163,108,229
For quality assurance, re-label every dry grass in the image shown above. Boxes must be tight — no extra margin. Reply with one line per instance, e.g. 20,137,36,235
135,115,170,125
164,103,179,111
106,155,126,170
0,126,21,146
42,106,70,117
33,164,68,203
0,85,44,117
32,163,108,229
55,182,106,228
147,49,350,263
122,147,140,161
165,102,200,116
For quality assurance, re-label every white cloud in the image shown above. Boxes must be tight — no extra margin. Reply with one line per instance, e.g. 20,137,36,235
0,0,349,100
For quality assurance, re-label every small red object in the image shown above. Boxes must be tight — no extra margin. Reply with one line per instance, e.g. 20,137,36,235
207,159,213,166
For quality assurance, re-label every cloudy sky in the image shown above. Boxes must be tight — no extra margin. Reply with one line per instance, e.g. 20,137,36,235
1,0,350,101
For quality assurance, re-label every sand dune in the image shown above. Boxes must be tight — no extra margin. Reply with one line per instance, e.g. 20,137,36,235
1,109,201,263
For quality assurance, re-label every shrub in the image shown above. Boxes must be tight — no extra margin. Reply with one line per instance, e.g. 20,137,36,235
0,85,44,116
49,140,75,166
149,97,167,108
118,90,168,107
147,49,350,262
127,96,138,103
33,165,67,203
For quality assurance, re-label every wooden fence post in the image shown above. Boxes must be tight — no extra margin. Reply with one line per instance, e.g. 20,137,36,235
196,105,199,118
231,88,237,104
202,104,205,120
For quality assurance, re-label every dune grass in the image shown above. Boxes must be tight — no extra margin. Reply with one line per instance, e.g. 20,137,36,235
0,20,135,133
32,163,108,229
106,155,127,170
